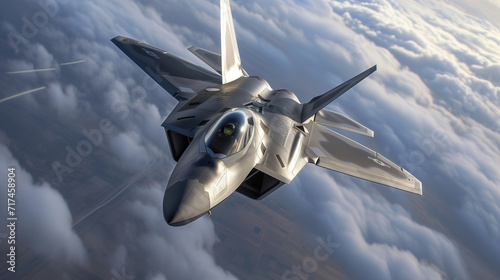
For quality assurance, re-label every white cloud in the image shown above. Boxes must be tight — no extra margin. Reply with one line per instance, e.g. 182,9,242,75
0,1,240,279
284,166,468,279
212,0,500,278
109,131,152,172
116,182,237,280
46,82,79,116
1,0,499,279
0,143,87,266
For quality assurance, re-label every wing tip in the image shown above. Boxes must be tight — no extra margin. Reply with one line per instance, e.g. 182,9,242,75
414,178,423,195
404,171,423,195
367,129,375,138
111,35,127,43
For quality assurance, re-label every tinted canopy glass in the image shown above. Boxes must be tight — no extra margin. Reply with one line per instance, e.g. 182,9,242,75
205,111,253,157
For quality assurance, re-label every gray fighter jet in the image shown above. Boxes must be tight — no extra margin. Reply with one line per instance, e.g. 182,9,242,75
112,0,422,226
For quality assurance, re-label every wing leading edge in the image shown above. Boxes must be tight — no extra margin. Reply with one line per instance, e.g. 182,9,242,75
112,36,221,101
306,122,422,194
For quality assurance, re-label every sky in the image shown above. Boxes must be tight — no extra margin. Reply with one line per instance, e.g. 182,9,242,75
0,0,499,279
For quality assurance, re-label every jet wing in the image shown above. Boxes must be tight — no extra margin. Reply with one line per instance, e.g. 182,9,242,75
112,36,222,101
306,123,422,194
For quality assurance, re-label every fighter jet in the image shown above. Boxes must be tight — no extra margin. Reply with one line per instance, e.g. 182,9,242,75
112,0,422,226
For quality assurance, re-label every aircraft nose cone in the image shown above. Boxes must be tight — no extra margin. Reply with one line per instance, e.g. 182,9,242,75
163,181,186,224
163,179,210,226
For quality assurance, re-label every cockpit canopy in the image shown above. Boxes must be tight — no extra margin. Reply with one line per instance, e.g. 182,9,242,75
205,110,254,158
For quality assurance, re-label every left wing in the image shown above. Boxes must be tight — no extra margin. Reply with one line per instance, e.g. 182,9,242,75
112,36,221,101
306,122,422,194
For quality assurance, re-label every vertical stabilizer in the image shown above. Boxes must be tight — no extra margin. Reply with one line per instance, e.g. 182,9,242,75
300,65,376,122
221,0,246,84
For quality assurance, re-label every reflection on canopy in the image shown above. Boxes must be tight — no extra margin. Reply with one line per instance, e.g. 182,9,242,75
205,110,253,157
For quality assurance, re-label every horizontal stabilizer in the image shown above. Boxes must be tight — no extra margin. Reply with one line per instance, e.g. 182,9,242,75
301,65,376,122
315,109,374,137
306,122,422,194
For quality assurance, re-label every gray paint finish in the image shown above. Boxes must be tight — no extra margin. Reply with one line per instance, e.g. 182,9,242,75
112,0,421,226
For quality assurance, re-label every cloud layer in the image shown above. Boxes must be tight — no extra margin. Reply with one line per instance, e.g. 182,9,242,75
1,0,236,279
214,0,499,278
1,0,499,279
0,143,87,265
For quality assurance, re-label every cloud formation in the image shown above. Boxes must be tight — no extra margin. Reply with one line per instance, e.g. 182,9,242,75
112,182,238,280
208,0,499,278
0,0,499,279
285,167,468,279
1,0,237,279
0,143,87,266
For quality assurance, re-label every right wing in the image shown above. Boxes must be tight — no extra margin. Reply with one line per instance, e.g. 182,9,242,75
112,36,222,101
306,122,422,194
